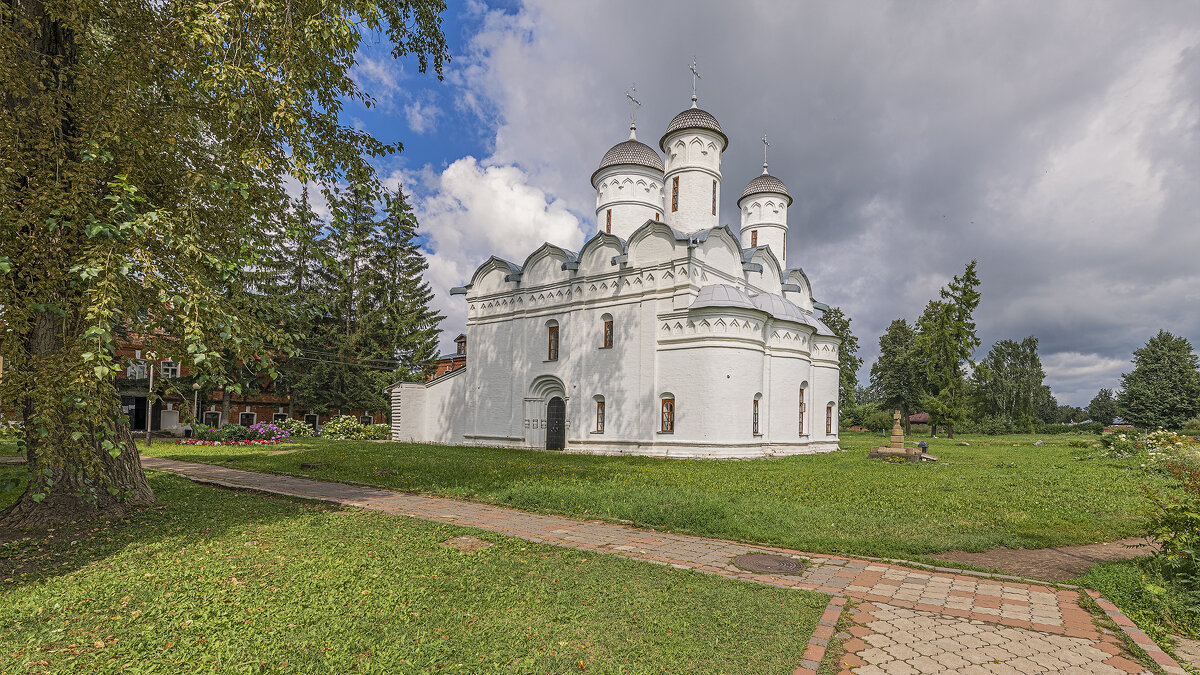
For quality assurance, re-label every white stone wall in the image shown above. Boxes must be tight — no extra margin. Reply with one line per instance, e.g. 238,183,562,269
662,131,723,234
739,194,789,268
594,165,665,239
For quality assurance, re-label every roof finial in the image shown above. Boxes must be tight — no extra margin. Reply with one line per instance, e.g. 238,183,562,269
689,57,701,108
761,134,770,174
625,84,641,140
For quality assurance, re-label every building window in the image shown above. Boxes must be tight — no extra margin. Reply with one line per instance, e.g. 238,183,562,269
455,335,466,355
655,212,660,221
272,413,288,423
826,404,834,434
602,316,613,349
547,325,559,361
661,397,675,433
752,398,760,435
239,412,256,427
304,414,319,430
203,411,221,427
750,230,758,247
160,361,179,379
671,176,679,212
595,400,605,433
712,180,717,215
606,208,612,233
359,415,373,426
799,389,806,435
127,360,147,379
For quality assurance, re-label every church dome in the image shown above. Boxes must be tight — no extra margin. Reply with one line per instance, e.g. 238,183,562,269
659,107,729,151
739,172,793,206
596,138,664,174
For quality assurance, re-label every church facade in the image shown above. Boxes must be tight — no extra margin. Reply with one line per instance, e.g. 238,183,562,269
390,91,842,458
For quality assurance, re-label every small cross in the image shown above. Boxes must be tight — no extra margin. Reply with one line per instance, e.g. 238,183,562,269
689,57,701,103
762,134,770,171
625,84,641,126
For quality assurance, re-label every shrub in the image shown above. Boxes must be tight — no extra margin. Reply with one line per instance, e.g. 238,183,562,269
275,417,315,438
1035,422,1103,435
974,416,1008,436
320,415,388,440
248,422,290,441
192,424,223,442
1143,461,1200,614
861,410,895,433
1182,416,1200,434
219,424,255,442
0,422,23,440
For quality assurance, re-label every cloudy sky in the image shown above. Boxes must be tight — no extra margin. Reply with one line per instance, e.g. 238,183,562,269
339,0,1200,406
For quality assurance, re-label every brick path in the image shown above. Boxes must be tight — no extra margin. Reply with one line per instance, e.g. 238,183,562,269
141,457,1185,675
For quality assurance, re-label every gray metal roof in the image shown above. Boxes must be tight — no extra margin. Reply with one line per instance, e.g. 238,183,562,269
751,292,808,324
690,284,757,311
659,107,729,151
595,139,664,175
739,172,792,205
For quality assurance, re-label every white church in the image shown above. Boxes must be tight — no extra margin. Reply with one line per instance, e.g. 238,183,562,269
391,80,842,458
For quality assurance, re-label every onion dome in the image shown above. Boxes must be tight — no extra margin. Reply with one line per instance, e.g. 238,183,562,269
739,170,793,206
659,107,729,151
591,125,664,185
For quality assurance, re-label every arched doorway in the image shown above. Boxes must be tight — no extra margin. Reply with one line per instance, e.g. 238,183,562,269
546,397,566,451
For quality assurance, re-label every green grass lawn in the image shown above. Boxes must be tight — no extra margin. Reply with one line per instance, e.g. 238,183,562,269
0,440,19,456
141,431,1168,560
0,467,827,674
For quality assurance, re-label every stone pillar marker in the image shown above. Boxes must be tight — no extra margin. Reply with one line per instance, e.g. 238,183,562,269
869,410,934,461
889,410,908,456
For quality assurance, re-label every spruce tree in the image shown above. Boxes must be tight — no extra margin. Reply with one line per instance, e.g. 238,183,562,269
820,306,862,411
916,260,982,438
1118,331,1200,429
870,319,925,434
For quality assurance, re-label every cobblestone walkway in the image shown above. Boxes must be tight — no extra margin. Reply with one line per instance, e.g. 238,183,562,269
141,457,1185,675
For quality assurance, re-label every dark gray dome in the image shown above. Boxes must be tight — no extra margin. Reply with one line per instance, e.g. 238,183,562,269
596,139,664,174
739,172,793,206
659,107,729,151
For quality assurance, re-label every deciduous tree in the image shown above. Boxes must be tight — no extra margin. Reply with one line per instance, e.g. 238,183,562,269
1087,388,1119,426
820,306,861,411
869,319,925,434
0,0,448,527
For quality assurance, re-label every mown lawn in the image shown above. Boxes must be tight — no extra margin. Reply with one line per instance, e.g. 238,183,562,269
142,431,1169,560
0,468,827,674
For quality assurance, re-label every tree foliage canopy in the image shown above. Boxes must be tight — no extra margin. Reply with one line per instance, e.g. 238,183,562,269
1118,330,1200,429
820,306,861,409
0,0,448,525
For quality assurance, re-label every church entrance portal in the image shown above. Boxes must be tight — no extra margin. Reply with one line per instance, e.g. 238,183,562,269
546,397,566,451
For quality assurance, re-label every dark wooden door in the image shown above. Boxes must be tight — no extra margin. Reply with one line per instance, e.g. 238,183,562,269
546,397,566,451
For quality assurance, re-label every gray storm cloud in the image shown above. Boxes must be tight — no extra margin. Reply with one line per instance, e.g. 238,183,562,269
411,0,1200,405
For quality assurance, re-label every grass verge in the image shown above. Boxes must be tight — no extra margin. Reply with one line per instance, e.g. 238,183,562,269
142,431,1167,559
0,467,826,674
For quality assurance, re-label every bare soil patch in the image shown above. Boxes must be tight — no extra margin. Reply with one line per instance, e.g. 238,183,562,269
929,537,1155,580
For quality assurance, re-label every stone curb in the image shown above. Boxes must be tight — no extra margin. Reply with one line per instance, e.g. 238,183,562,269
793,595,847,675
1088,590,1189,675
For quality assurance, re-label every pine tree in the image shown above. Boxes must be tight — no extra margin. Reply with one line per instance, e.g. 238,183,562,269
1118,331,1200,429
870,319,925,434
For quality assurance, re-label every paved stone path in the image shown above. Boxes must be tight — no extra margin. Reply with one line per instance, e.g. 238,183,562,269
141,457,1185,675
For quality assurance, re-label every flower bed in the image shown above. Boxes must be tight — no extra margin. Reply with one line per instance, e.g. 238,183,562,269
175,439,289,447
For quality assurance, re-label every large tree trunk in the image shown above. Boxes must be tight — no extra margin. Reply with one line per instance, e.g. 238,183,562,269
0,427,154,529
221,388,232,427
947,423,955,439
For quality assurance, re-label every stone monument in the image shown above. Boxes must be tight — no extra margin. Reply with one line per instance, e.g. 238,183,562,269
869,410,934,461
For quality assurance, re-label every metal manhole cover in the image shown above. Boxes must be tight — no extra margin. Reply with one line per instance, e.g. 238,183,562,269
730,553,807,575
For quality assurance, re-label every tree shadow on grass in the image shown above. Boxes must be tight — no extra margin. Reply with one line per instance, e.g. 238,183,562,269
0,468,341,588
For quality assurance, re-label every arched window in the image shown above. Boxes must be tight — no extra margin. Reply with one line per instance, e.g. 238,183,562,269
594,395,605,433
546,320,559,361
750,230,758,247
711,180,717,215
605,209,612,233
826,402,835,434
671,177,679,212
798,386,807,435
752,393,762,435
660,394,675,433
600,313,614,349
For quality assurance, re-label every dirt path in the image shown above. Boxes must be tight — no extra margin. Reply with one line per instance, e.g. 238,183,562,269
928,538,1155,581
